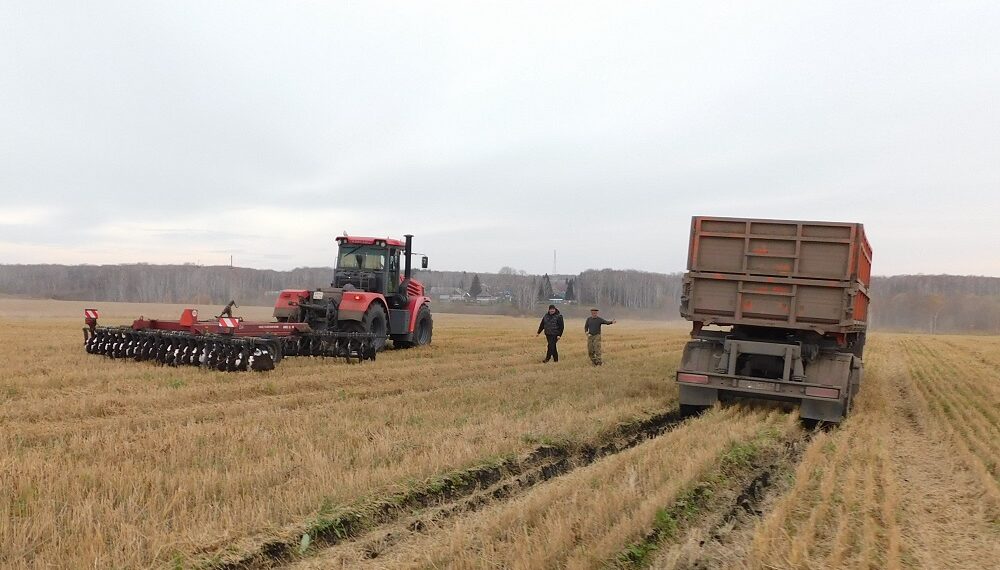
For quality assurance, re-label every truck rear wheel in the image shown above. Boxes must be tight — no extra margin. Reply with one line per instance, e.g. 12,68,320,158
846,361,862,413
850,331,867,358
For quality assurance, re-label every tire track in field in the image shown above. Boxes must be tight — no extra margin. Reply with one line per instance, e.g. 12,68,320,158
207,407,812,570
644,428,815,570
284,407,810,570
202,409,692,569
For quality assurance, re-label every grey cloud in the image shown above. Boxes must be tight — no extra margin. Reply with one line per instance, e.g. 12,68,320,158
1,1,999,275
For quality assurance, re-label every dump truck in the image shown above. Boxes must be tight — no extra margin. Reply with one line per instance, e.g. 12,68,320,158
675,216,871,423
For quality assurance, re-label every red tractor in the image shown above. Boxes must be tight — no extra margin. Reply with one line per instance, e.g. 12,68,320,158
82,234,432,371
274,234,433,350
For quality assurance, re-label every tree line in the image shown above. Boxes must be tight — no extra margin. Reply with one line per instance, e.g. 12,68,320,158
867,275,1000,333
0,263,331,306
1,264,999,332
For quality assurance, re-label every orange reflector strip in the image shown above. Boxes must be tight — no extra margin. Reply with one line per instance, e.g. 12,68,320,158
677,373,709,384
805,386,840,399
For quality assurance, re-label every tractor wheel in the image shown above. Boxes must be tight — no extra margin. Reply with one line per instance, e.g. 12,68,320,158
396,304,433,348
356,304,389,351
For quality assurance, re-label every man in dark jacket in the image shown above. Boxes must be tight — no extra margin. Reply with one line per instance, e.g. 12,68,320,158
584,308,616,365
536,304,565,363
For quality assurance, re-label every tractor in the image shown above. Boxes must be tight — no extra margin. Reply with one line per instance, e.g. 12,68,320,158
83,234,433,372
273,234,433,351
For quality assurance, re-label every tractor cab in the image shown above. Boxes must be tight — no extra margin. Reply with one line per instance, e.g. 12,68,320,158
333,236,404,296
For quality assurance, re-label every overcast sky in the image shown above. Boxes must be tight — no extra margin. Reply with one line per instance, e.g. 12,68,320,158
1,1,998,276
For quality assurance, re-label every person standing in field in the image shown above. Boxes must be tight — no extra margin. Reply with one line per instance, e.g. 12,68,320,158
536,304,565,363
585,308,616,365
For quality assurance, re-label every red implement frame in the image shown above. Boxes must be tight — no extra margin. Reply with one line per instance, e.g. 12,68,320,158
130,308,311,337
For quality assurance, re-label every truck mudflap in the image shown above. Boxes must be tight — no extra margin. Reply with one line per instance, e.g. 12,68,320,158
799,399,848,423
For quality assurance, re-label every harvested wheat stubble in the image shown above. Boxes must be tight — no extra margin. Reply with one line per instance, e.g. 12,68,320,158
0,300,684,569
900,336,1000,505
738,336,1000,570
5,299,1000,570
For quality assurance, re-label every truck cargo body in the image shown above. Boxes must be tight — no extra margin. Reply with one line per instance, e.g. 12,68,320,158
676,217,871,423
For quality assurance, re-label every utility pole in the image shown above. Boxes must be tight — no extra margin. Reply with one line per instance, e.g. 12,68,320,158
553,249,557,274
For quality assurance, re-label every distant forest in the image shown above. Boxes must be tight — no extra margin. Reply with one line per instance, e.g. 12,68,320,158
1,264,999,333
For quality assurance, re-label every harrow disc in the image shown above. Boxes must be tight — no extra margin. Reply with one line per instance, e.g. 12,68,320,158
282,331,381,363
83,327,279,372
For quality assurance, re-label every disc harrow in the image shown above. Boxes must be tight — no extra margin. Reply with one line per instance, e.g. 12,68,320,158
85,327,281,371
81,307,382,373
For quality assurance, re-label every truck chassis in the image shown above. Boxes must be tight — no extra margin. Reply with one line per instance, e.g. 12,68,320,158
677,328,862,422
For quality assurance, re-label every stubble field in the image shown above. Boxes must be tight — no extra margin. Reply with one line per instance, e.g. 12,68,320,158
1,299,998,569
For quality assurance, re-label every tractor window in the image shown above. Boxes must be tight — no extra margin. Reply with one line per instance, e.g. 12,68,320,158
337,246,386,271
387,249,399,293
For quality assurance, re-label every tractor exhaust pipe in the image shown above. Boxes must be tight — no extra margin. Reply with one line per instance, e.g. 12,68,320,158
404,234,413,280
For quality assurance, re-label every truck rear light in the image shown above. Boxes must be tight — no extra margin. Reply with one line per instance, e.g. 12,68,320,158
805,386,840,399
677,373,709,384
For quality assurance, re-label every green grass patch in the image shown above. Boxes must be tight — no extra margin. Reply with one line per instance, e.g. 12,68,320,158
520,432,572,447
